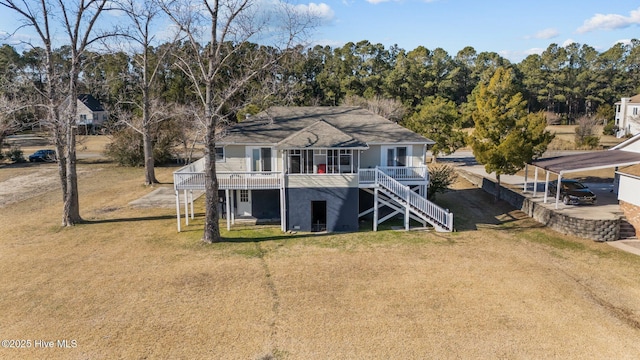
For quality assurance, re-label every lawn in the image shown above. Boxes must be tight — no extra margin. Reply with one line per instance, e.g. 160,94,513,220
1,161,640,359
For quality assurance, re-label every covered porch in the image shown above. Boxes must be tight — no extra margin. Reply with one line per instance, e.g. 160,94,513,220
173,157,285,232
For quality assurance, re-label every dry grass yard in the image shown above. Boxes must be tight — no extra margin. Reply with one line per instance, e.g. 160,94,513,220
2,152,640,358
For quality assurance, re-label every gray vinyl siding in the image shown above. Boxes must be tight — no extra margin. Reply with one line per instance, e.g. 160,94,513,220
360,146,381,169
287,187,359,232
286,174,357,188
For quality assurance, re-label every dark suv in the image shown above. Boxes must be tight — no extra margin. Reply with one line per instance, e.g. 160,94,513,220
28,149,57,162
549,179,597,205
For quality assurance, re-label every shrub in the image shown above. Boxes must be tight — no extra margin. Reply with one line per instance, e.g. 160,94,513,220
104,121,180,167
5,146,25,163
104,128,144,166
574,116,600,149
603,121,616,136
427,164,457,200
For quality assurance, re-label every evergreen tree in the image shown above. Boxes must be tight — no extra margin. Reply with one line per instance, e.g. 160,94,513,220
404,96,465,161
469,67,554,200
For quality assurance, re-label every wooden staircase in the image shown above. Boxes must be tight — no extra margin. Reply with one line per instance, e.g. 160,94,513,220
364,168,454,232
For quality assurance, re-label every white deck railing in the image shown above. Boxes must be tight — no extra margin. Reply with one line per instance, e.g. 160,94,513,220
359,166,428,185
174,158,282,190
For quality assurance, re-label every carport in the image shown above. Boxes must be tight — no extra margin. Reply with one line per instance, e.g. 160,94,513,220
525,150,640,209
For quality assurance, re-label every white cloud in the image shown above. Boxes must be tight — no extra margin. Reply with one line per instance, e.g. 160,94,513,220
615,38,633,46
524,47,545,56
577,6,640,33
562,38,575,47
532,28,559,39
297,2,335,22
365,0,437,4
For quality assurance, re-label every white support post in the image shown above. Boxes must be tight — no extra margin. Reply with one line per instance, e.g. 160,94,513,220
373,187,379,232
523,164,528,193
280,187,286,232
190,190,194,219
225,189,231,231
230,190,235,225
175,190,181,232
555,174,562,209
404,203,410,231
183,190,189,226
544,171,550,203
533,167,539,197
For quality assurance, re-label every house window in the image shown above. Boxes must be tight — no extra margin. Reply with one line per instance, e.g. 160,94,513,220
339,149,352,173
386,146,407,167
239,190,249,202
289,150,302,173
634,107,638,116
287,149,355,174
250,147,272,171
215,147,224,161
80,114,87,122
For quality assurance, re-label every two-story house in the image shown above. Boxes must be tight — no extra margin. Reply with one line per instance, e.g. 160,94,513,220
77,94,108,132
615,94,640,137
174,107,454,233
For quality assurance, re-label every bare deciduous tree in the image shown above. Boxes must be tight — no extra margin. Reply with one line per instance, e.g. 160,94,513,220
342,94,407,122
114,0,180,185
160,0,319,242
1,0,113,225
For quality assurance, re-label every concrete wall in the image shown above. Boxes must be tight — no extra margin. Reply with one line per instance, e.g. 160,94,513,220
457,169,621,242
286,187,359,232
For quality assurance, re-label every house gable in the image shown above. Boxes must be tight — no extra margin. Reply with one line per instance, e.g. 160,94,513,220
277,120,368,149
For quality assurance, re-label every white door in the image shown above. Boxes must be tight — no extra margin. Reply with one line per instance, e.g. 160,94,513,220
236,190,252,216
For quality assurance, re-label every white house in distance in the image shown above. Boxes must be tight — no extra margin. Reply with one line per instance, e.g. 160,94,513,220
76,94,108,132
612,133,640,237
614,94,640,138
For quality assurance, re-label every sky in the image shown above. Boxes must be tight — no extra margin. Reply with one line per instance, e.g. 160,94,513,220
1,0,640,63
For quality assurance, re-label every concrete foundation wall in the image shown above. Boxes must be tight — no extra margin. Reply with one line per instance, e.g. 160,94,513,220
457,169,621,242
287,187,359,232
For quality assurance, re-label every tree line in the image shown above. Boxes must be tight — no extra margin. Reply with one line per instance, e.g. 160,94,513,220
2,39,639,125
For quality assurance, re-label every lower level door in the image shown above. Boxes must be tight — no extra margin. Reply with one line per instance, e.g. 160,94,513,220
236,189,252,216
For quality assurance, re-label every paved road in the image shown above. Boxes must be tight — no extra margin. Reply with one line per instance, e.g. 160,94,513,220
439,149,623,221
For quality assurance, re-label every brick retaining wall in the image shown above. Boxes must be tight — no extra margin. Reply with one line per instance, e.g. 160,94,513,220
457,169,620,242
620,201,640,238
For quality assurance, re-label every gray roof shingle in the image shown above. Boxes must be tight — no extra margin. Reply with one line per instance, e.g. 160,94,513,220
218,106,434,147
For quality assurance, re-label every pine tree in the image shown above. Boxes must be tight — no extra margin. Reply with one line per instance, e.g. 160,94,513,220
469,67,554,200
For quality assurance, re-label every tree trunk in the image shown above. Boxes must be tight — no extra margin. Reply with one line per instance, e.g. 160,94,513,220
202,125,221,243
494,173,501,202
142,124,158,185
63,66,82,226
52,113,68,203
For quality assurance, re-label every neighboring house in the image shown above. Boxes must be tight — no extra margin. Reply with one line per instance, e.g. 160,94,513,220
614,94,640,138
174,106,454,233
76,94,108,131
612,133,640,237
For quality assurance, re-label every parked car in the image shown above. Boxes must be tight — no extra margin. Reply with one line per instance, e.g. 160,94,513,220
548,179,597,205
28,149,57,162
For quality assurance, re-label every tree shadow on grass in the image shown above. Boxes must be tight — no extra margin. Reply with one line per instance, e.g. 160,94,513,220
436,187,544,232
84,214,178,224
